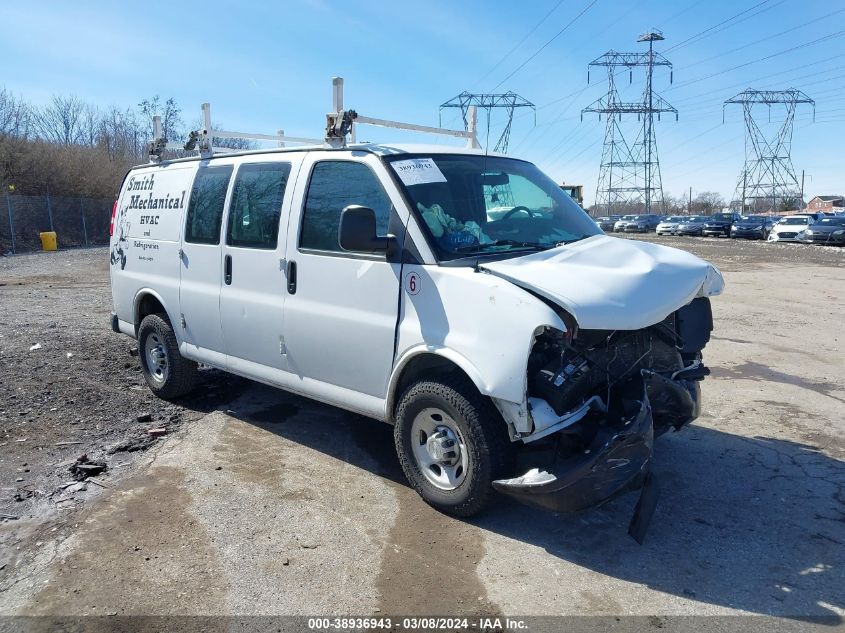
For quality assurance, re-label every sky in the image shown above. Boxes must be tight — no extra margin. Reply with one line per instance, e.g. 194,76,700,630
1,0,843,207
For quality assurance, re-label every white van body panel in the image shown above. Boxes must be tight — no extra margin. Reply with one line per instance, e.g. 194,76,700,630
110,163,196,336
282,151,407,400
178,158,235,364
219,153,307,372
481,234,724,331
391,264,566,431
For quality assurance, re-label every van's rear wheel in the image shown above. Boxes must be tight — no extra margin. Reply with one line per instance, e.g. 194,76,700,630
138,313,197,400
394,377,513,517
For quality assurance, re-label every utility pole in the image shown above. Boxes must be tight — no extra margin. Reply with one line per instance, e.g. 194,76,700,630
800,169,805,207
688,186,692,215
583,30,676,215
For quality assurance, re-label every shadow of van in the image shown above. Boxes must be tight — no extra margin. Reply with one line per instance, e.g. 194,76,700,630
180,376,844,621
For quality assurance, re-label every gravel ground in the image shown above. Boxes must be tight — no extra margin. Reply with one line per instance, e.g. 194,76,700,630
0,239,843,628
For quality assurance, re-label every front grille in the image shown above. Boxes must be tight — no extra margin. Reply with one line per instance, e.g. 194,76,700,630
778,232,798,238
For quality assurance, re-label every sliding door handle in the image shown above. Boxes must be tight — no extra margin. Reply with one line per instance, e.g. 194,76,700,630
224,254,232,285
286,260,297,294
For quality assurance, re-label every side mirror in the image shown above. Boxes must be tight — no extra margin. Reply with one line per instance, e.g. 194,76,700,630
339,205,393,254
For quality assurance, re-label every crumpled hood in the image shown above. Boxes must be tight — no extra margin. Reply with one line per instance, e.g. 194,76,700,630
480,235,724,330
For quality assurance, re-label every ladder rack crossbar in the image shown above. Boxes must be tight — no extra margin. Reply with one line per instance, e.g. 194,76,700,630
210,129,322,145
353,115,473,140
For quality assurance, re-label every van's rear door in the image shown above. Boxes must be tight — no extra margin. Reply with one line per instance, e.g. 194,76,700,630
219,154,304,374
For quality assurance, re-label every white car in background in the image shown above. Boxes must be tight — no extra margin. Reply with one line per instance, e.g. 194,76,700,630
613,214,636,232
656,216,686,235
767,215,813,242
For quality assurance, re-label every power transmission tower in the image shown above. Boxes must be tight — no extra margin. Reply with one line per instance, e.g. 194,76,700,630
723,89,814,214
582,30,677,215
439,92,535,153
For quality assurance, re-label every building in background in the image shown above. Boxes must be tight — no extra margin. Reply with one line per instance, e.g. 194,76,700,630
806,195,844,213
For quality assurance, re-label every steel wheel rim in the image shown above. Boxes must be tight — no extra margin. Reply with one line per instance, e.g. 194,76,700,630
144,333,169,384
410,407,469,491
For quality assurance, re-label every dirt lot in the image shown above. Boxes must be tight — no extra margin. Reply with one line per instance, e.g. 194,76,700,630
0,237,843,627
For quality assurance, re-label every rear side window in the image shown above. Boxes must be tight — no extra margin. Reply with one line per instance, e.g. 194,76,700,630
227,162,291,249
185,165,233,244
300,161,391,252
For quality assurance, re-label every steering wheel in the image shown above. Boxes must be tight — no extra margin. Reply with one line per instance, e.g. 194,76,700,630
500,205,535,221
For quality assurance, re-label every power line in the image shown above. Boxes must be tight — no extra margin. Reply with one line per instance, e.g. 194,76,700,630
475,0,566,89
663,0,778,53
667,28,845,91
491,0,601,91
683,8,845,73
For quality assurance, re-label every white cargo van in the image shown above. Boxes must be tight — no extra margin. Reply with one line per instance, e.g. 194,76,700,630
109,143,723,536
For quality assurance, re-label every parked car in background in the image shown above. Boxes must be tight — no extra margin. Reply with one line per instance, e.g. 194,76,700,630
623,214,661,233
767,215,813,242
702,212,743,237
730,215,778,240
594,215,621,231
676,216,710,236
799,216,845,245
613,214,636,232
656,216,688,235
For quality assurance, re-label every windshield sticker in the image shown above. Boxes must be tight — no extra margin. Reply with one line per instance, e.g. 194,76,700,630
391,158,448,186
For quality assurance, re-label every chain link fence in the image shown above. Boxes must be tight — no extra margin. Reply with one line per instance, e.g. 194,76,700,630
0,194,114,254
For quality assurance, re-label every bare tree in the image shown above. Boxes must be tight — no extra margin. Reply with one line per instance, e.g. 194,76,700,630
690,191,726,215
0,88,31,139
32,95,92,145
138,96,183,143
97,106,144,161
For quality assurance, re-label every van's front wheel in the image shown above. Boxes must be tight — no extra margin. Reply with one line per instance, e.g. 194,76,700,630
138,313,197,400
394,377,513,517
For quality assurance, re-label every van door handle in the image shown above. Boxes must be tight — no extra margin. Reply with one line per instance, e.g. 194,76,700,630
286,260,297,294
224,255,232,285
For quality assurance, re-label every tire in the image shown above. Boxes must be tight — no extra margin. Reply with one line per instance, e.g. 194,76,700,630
138,313,197,400
394,376,514,517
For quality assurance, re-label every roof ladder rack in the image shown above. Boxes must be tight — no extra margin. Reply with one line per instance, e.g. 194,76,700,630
147,75,481,162
149,106,322,162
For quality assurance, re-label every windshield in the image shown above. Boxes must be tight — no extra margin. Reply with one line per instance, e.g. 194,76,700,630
385,154,600,260
740,216,765,223
781,217,810,225
710,213,733,221
664,216,684,222
814,217,845,226
683,216,708,223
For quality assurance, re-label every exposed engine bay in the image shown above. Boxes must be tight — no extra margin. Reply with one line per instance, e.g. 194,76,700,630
493,297,714,542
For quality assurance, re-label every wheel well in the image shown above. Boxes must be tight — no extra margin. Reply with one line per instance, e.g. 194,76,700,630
388,354,477,424
135,294,167,333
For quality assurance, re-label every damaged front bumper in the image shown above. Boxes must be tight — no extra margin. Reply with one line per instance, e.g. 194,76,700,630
493,382,653,515
493,372,701,542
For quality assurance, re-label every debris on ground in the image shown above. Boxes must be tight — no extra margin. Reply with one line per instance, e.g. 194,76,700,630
28,343,41,351
69,454,107,481
147,428,167,437
136,413,152,423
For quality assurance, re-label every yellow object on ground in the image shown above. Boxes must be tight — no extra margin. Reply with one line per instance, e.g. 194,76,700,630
39,231,57,251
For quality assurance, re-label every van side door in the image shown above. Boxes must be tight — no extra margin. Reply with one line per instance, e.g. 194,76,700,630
178,162,234,367
219,156,303,375
282,152,406,411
